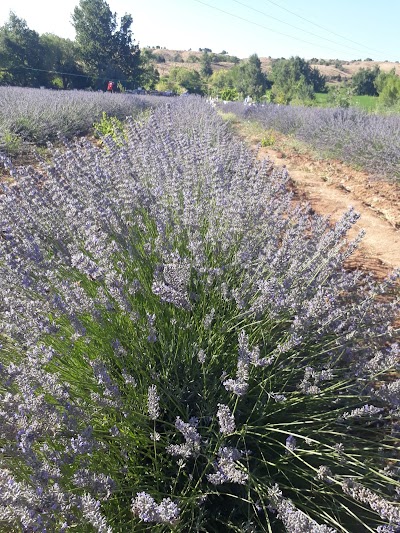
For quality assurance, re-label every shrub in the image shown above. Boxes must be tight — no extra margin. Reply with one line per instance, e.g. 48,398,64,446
220,88,239,101
326,87,353,108
0,97,399,531
0,130,22,155
260,129,275,146
93,111,127,145
351,67,380,96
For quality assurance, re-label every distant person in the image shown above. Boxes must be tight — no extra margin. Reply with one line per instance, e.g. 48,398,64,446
107,81,116,93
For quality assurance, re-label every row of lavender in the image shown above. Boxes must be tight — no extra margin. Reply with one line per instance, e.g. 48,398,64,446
0,87,160,150
0,96,399,531
223,101,400,183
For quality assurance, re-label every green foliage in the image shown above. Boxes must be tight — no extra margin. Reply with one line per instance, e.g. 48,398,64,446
0,1,157,91
157,67,203,95
210,53,240,64
375,69,400,108
138,56,160,90
172,53,184,63
219,88,239,101
326,86,353,108
351,66,380,96
0,13,45,87
200,51,213,77
314,92,379,112
209,70,235,97
0,130,22,155
270,56,326,104
72,0,140,88
231,54,269,100
208,56,269,100
187,54,200,63
156,77,182,95
93,111,126,144
260,130,275,146
350,94,379,112
39,33,88,89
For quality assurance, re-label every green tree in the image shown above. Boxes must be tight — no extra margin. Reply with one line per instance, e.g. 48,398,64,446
200,51,213,77
208,69,235,97
135,46,159,89
219,87,239,101
72,0,140,88
0,13,45,86
39,34,88,89
138,56,159,90
231,54,269,99
375,69,400,108
156,67,202,94
326,86,353,108
351,66,380,96
270,56,325,104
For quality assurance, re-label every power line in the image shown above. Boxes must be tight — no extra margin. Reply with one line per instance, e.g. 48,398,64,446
0,65,136,85
192,0,370,57
260,0,389,57
230,0,374,56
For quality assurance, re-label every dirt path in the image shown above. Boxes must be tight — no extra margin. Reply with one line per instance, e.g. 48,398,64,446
230,119,400,280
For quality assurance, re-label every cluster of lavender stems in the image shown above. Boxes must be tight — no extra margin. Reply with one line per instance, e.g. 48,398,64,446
0,95,398,531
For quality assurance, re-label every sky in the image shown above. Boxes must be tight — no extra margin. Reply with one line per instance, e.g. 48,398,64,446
0,0,398,62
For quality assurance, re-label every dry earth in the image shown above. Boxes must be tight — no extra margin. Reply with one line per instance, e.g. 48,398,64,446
229,119,400,280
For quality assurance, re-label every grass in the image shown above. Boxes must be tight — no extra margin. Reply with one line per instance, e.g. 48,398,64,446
350,94,379,112
314,92,379,112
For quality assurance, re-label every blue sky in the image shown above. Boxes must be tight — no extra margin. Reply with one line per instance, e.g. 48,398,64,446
0,0,398,61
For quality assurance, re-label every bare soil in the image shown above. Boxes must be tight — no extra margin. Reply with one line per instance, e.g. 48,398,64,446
230,120,400,280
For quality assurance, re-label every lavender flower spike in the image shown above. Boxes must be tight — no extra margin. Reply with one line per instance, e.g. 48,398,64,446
216,404,236,435
132,492,179,524
147,384,160,420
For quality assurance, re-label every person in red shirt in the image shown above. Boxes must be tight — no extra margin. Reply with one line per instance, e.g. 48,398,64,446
107,81,115,93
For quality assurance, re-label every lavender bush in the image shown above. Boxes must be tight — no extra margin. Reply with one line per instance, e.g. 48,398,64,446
223,101,400,183
0,96,399,531
0,87,159,150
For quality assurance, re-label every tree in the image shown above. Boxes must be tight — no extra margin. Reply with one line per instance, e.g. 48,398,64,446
39,34,88,89
326,86,353,108
209,70,235,97
138,63,159,89
0,13,45,86
200,51,213,77
231,54,269,99
351,66,380,96
375,69,400,108
270,56,326,104
72,0,140,88
156,67,202,94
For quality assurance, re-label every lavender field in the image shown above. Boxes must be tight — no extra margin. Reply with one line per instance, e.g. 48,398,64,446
0,95,399,532
0,87,159,153
223,101,400,183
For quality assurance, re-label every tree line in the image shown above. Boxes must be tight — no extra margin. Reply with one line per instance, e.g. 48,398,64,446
351,66,400,108
0,0,158,91
0,0,345,105
0,0,328,102
157,54,326,104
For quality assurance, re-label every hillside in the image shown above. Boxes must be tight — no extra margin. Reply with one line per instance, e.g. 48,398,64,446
309,59,400,82
148,48,400,83
147,48,238,77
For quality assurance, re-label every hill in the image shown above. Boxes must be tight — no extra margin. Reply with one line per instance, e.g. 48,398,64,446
147,49,400,83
